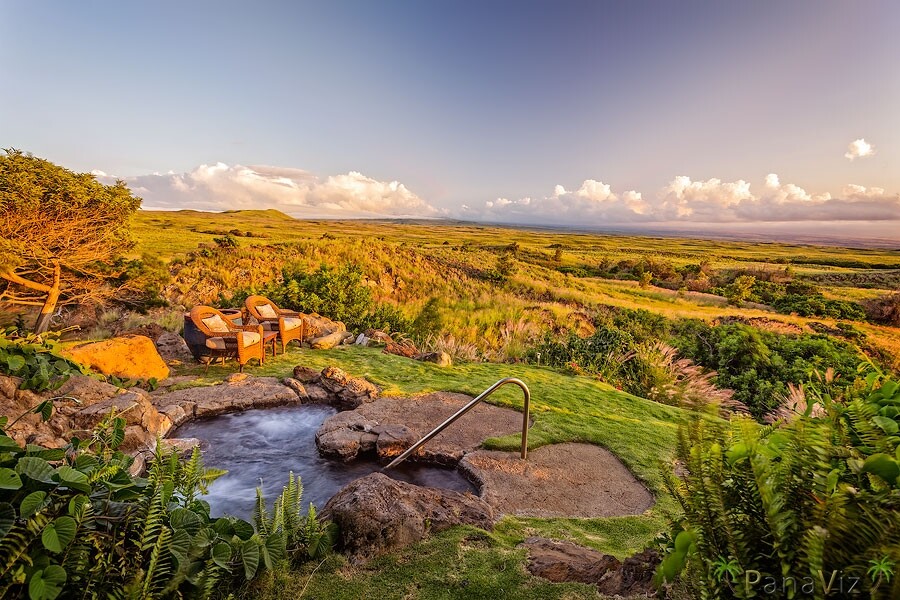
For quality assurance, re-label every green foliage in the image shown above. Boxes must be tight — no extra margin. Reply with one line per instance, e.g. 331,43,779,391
674,322,863,418
724,275,756,305
233,262,412,333
213,235,239,249
0,331,83,392
660,373,900,598
0,406,333,599
411,298,444,339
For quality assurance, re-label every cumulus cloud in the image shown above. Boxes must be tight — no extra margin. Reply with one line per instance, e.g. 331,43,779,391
471,179,649,225
100,162,440,218
465,174,900,225
845,138,876,160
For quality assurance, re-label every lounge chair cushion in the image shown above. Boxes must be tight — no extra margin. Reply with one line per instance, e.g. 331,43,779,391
257,304,278,318
282,317,302,331
204,331,261,350
201,314,230,333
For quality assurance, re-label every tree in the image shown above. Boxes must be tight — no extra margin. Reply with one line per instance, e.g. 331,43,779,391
639,271,653,288
724,275,755,305
0,149,142,332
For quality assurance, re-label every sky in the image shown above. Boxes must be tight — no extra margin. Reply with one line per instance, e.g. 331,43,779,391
2,1,899,238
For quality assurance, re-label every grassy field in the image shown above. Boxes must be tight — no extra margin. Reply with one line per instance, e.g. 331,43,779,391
133,209,900,364
177,344,694,598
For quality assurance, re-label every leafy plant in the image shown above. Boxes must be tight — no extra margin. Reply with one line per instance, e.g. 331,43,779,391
659,371,900,598
0,330,84,392
0,402,334,599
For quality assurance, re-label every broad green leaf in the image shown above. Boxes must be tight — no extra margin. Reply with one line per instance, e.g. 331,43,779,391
674,530,697,555
32,400,53,422
16,457,56,484
169,528,192,565
0,467,23,490
861,453,900,485
231,518,254,540
825,469,840,495
6,354,26,372
211,542,232,569
241,538,260,580
0,435,22,452
20,491,48,519
53,466,91,493
872,416,899,435
68,495,89,519
170,507,203,535
41,516,77,553
28,564,66,600
0,502,16,537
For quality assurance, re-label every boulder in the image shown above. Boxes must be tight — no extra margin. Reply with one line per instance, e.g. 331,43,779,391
159,437,201,456
323,473,494,561
291,366,321,384
319,366,379,410
353,333,369,346
374,424,420,460
521,538,660,597
309,330,351,350
315,411,379,460
304,313,346,339
282,378,308,399
155,332,193,365
149,375,300,420
0,374,167,451
63,335,170,381
383,339,417,358
71,389,172,451
415,351,452,367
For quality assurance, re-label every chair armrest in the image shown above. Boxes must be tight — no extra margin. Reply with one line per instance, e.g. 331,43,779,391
278,309,301,317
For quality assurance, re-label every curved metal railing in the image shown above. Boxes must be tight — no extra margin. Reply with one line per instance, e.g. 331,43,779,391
383,377,530,469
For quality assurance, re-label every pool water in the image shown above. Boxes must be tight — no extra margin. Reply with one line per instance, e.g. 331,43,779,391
174,404,476,518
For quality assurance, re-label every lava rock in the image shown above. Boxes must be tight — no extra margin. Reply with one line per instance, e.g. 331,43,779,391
415,351,452,367
323,473,494,562
521,537,660,597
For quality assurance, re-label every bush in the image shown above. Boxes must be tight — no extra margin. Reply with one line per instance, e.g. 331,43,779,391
233,262,413,334
673,322,863,418
659,372,900,598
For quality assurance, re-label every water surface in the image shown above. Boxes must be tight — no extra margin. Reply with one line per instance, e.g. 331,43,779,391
175,404,475,517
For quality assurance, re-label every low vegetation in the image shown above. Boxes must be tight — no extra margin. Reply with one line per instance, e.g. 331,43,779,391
660,370,900,598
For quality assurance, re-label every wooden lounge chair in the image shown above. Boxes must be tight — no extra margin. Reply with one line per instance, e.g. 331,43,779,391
189,305,265,372
243,295,305,353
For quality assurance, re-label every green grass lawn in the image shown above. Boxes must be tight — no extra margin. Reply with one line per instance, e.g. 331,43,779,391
175,344,701,598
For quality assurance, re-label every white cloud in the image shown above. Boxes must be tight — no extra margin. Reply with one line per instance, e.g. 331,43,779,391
467,179,648,225
844,138,876,160
100,163,440,218
466,174,900,225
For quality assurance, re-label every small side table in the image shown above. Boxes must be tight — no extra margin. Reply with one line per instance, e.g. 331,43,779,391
262,331,279,359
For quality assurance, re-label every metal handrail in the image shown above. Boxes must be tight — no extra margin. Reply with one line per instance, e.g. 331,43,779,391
383,377,530,469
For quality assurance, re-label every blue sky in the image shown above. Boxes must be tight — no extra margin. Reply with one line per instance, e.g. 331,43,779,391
2,1,898,234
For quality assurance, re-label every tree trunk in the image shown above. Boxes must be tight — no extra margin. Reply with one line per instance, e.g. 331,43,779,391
34,261,61,334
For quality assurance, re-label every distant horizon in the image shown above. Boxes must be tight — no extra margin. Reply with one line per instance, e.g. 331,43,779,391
136,205,900,250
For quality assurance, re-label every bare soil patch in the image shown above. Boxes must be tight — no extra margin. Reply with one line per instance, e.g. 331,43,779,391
461,443,654,518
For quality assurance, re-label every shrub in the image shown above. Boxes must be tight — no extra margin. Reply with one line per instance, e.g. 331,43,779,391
659,372,900,598
673,322,863,418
